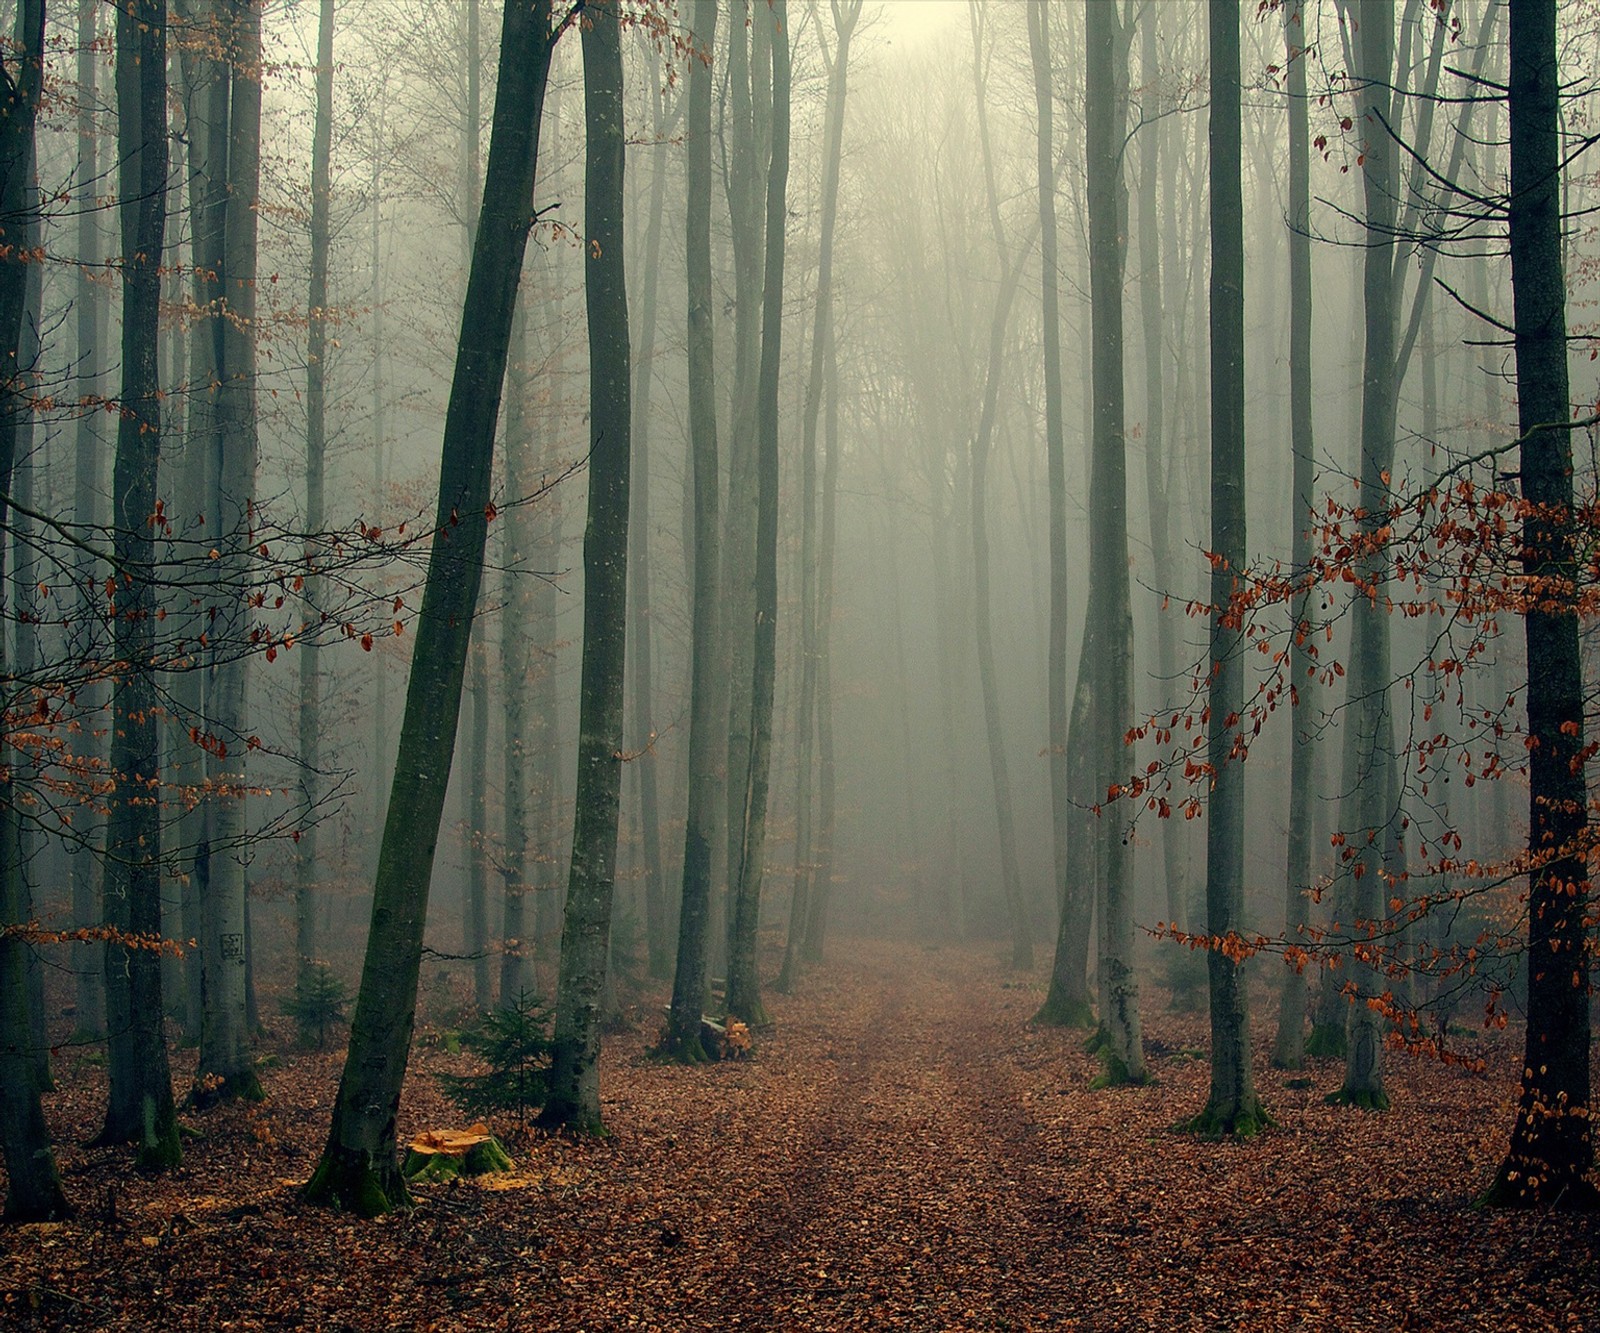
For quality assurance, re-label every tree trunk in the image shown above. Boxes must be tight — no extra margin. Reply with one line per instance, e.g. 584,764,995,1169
1085,0,1144,1083
97,0,182,1170
1184,0,1266,1138
1272,0,1316,1073
663,0,722,1063
726,0,790,1029
295,0,335,1010
778,0,861,995
1483,0,1595,1210
0,0,68,1222
305,0,560,1215
540,0,632,1132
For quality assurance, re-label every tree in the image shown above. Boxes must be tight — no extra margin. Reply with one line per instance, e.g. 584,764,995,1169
539,0,633,1132
726,0,790,1029
0,0,69,1224
1481,0,1595,1210
294,0,337,1020
96,0,182,1169
306,0,568,1215
661,0,721,1064
1182,0,1266,1139
1084,0,1145,1084
779,0,863,995
1271,0,1317,1073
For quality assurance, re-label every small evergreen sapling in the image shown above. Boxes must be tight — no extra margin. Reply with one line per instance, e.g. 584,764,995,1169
437,989,554,1138
283,963,351,1049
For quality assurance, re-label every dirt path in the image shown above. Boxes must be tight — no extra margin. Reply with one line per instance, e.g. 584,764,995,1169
5,936,1596,1331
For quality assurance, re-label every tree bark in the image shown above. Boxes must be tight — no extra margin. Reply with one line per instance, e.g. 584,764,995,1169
541,0,632,1131
1483,0,1595,1210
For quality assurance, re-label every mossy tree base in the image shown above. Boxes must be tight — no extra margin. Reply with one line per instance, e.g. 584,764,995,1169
187,1068,265,1112
1176,1100,1272,1141
1304,1024,1345,1059
1090,1048,1155,1091
651,1032,710,1064
1326,1086,1389,1112
304,1146,411,1218
1031,995,1095,1029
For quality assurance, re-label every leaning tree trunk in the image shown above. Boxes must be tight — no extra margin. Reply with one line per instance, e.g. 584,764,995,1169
539,0,632,1133
1183,0,1266,1139
1272,0,1317,1073
663,0,722,1062
96,0,182,1170
305,0,560,1215
725,0,789,1030
1483,0,1595,1210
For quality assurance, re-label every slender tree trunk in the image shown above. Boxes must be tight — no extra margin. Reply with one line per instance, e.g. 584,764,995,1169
726,0,789,1029
69,0,106,1041
97,0,182,1169
295,0,335,1002
1084,0,1144,1082
628,61,670,982
663,0,722,1062
1335,0,1398,1114
779,0,861,995
1184,0,1266,1138
1483,0,1595,1209
305,0,560,1214
1272,0,1316,1073
193,0,265,1108
540,0,632,1131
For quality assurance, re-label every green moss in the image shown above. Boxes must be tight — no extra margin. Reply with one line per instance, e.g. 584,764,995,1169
1304,1023,1346,1059
1030,995,1096,1029
1325,1086,1390,1112
134,1094,182,1172
304,1149,410,1218
403,1136,513,1182
650,1030,710,1064
1174,1100,1273,1140
1090,1048,1155,1091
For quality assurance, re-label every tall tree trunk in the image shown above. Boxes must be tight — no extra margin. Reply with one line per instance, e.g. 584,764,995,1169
779,0,861,993
1135,5,1185,931
1335,0,1398,1114
97,0,182,1169
0,0,68,1222
305,0,561,1215
663,0,722,1062
628,58,670,982
1184,0,1265,1138
295,0,335,1003
726,0,789,1029
1483,0,1595,1210
69,0,106,1041
540,0,632,1131
1272,0,1317,1073
193,0,265,1109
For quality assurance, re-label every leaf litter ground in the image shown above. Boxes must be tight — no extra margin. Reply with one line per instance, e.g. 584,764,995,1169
3,937,1596,1330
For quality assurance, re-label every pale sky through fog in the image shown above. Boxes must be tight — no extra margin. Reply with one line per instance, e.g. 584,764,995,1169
876,0,969,47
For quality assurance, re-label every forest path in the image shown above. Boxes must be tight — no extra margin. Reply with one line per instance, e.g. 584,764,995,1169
8,937,1593,1331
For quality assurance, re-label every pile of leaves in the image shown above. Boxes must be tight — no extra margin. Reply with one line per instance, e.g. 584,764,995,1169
2,939,1596,1330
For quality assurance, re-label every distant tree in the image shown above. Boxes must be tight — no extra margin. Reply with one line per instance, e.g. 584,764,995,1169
1182,0,1267,1139
1481,0,1595,1210
540,0,633,1132
306,0,568,1215
726,0,790,1029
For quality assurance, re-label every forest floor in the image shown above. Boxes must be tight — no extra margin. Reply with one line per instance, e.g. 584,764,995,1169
3,935,1597,1331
